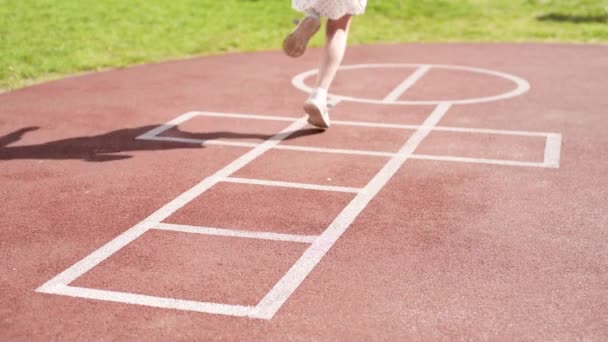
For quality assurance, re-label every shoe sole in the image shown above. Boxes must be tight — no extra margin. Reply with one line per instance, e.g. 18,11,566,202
283,16,321,58
304,101,330,129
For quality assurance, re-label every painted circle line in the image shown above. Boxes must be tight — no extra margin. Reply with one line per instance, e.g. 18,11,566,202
291,63,531,105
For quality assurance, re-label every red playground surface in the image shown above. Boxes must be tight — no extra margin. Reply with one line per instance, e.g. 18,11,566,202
1,43,607,340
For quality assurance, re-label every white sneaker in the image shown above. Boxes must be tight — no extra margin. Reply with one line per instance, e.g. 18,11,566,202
282,15,321,58
303,95,331,129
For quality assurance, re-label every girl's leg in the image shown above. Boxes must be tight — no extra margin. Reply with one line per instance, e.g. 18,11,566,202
316,15,353,91
283,10,321,58
304,15,353,129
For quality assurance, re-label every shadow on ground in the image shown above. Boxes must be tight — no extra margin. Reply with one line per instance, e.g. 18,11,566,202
0,126,323,162
537,12,608,24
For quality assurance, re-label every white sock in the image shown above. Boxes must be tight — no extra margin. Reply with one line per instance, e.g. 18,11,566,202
311,87,328,102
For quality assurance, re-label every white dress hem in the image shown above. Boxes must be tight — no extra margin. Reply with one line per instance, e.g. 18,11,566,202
292,0,367,20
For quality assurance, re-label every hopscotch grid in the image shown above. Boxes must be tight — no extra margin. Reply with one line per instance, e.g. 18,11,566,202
144,128,556,165
137,111,560,169
138,110,557,137
250,102,453,319
137,112,560,169
36,118,311,314
292,63,531,106
139,137,556,168
38,63,561,320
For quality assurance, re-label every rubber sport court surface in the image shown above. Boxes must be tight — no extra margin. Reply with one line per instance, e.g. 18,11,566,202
1,43,607,340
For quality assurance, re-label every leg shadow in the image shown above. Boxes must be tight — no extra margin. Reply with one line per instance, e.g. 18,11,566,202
0,124,326,162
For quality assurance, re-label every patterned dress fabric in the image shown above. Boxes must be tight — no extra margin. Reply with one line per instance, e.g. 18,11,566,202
292,0,368,20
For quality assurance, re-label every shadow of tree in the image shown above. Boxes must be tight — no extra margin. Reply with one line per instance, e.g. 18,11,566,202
537,12,608,24
0,125,324,162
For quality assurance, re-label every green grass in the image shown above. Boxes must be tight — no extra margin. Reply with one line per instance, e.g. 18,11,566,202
1,0,607,90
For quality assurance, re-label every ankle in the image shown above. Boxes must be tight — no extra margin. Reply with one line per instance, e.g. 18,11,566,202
310,87,328,101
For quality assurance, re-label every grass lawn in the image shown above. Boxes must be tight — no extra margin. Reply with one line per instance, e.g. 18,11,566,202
1,0,607,90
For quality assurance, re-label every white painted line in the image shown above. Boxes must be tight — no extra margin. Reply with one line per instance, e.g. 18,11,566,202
272,144,395,158
136,111,199,140
544,133,562,168
137,114,558,168
145,123,555,144
223,177,362,193
37,118,309,299
138,110,556,145
382,65,431,103
332,120,420,130
411,154,548,168
192,111,297,122
36,221,154,294
155,223,318,244
324,120,556,138
42,285,255,318
432,125,553,138
333,119,552,138
249,103,452,320
292,63,531,105
135,110,298,147
142,135,259,148
144,136,206,145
